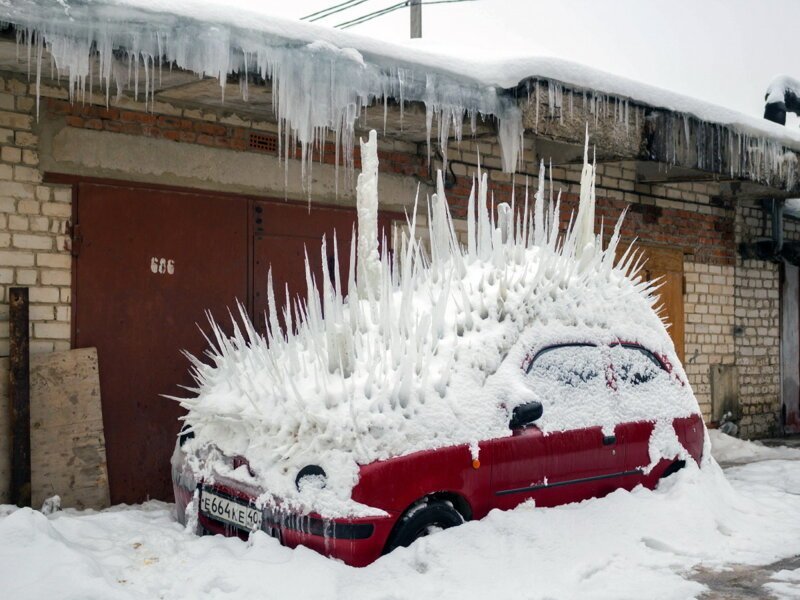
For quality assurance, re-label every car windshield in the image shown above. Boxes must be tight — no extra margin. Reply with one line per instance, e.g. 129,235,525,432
528,344,604,391
610,344,664,386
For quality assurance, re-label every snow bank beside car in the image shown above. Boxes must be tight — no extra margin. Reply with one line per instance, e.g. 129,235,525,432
709,430,800,465
2,458,800,599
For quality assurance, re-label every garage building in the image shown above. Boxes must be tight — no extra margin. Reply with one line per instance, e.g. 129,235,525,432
0,3,799,507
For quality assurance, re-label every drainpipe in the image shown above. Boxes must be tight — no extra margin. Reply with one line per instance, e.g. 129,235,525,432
739,200,787,262
764,76,800,125
770,198,784,258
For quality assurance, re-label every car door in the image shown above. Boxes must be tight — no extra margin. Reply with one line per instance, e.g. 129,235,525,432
490,344,627,510
488,425,550,511
610,343,677,488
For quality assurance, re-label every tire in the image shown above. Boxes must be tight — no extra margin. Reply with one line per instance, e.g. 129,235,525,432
384,500,465,553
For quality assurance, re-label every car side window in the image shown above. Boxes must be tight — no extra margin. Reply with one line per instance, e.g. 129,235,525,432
610,344,664,386
526,344,604,390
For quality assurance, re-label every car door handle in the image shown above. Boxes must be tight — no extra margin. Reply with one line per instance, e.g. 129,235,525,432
602,435,616,446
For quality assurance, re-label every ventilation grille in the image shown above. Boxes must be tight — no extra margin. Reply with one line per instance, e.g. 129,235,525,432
249,132,278,154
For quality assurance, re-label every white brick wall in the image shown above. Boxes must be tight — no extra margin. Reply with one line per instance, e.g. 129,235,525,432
0,75,72,357
683,262,736,420
734,204,783,437
734,259,781,437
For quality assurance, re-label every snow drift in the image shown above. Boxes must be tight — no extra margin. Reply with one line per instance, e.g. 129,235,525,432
5,455,800,599
177,130,703,517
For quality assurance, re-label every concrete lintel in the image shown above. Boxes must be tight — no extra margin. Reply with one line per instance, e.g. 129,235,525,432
39,122,431,212
634,162,728,185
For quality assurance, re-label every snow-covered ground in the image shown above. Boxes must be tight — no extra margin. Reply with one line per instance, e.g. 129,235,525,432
708,429,800,466
2,432,800,600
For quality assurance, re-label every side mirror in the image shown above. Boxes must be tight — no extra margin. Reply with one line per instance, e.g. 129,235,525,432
178,424,194,448
510,401,543,429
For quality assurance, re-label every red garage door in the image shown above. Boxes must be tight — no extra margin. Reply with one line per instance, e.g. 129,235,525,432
75,183,250,503
252,199,396,331
74,181,397,503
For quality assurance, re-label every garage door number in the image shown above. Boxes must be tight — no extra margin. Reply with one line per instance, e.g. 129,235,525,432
150,257,175,275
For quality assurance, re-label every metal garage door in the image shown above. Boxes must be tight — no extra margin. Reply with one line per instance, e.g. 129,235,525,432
252,200,396,331
74,182,397,504
74,183,250,503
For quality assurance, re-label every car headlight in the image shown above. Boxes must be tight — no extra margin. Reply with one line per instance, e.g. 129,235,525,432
295,465,327,491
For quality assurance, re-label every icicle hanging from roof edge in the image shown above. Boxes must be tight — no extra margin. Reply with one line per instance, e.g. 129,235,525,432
11,12,532,192
574,126,596,258
533,160,545,246
356,130,381,299
498,104,523,173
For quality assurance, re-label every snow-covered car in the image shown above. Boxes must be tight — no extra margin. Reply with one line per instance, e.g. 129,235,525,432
173,340,703,567
171,132,707,567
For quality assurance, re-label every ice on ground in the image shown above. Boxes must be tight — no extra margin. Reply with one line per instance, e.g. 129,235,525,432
766,568,800,600
709,429,800,465
176,131,702,517
2,457,800,599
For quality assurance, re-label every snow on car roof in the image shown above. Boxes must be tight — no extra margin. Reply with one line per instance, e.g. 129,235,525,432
173,131,702,517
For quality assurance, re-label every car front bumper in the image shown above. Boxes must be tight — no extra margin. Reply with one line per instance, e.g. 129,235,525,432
179,478,397,567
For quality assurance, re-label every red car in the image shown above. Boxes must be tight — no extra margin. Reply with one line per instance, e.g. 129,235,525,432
173,341,704,567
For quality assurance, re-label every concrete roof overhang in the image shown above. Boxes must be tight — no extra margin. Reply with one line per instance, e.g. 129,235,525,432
0,26,795,204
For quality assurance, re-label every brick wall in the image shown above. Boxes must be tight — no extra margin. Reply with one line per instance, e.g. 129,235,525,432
734,258,781,436
683,263,736,419
0,76,74,502
45,94,736,270
787,214,800,240
0,79,73,357
733,204,787,437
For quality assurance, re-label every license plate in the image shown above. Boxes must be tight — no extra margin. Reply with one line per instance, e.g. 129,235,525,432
199,489,262,531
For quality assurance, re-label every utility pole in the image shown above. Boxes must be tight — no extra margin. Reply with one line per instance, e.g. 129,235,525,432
410,0,422,38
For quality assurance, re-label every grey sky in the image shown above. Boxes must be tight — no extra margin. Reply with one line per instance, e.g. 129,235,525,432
266,0,800,121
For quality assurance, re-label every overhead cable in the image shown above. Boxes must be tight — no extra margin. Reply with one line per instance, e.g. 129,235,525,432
336,2,408,29
301,0,372,23
335,0,478,29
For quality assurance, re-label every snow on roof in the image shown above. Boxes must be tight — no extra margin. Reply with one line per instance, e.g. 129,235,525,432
3,0,800,185
175,132,702,517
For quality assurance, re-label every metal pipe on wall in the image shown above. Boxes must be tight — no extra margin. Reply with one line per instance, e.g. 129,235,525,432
9,286,31,507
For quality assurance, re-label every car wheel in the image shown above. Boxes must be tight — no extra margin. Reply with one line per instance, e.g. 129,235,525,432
385,500,464,553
